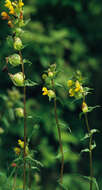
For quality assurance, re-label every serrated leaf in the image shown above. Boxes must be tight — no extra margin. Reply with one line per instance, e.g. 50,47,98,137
27,156,43,167
90,129,99,135
88,105,100,113
25,79,38,87
81,148,90,154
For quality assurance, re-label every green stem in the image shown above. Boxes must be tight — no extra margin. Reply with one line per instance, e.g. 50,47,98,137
19,51,27,190
84,113,93,190
52,80,64,186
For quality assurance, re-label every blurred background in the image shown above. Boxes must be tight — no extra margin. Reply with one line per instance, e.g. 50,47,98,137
0,0,102,189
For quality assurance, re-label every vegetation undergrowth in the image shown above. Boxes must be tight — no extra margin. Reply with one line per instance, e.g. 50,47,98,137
0,1,100,190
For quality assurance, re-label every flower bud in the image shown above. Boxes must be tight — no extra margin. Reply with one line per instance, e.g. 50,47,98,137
67,80,73,87
9,72,25,86
42,74,47,80
15,108,24,118
48,71,54,78
8,54,21,67
48,90,55,99
82,101,88,113
14,37,23,50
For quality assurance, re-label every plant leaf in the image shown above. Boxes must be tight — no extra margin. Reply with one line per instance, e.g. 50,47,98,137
80,148,90,154
88,105,100,113
25,79,38,86
90,129,99,135
82,176,99,190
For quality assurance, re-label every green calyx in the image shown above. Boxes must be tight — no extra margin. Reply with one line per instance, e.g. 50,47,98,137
14,37,23,51
9,72,25,86
8,54,21,67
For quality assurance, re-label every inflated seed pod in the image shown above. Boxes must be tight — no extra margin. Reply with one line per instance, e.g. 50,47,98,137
14,37,23,50
8,54,21,66
9,72,25,86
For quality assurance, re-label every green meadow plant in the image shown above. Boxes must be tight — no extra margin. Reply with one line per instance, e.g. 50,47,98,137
1,1,100,190
1,0,41,189
67,71,99,190
42,64,64,188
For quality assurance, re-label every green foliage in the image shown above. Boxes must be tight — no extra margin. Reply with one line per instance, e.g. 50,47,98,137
0,0,102,189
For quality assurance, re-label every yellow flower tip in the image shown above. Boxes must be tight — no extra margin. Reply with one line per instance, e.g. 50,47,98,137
8,20,13,27
82,101,88,113
14,147,21,155
19,2,24,8
18,139,24,148
9,8,15,15
42,87,48,96
75,80,81,88
80,86,84,93
74,80,81,92
67,80,73,87
69,88,74,97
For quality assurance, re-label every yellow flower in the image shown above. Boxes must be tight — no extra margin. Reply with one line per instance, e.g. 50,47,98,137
69,88,74,97
5,0,15,15
9,6,15,15
18,139,24,148
42,87,48,96
18,0,24,8
1,11,10,20
67,80,73,87
82,101,88,113
5,0,12,8
14,147,21,155
75,80,81,92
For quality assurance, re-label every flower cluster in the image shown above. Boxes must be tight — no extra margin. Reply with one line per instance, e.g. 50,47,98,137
14,139,28,156
68,79,84,98
1,0,24,27
42,64,56,101
68,71,89,113
42,87,55,99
